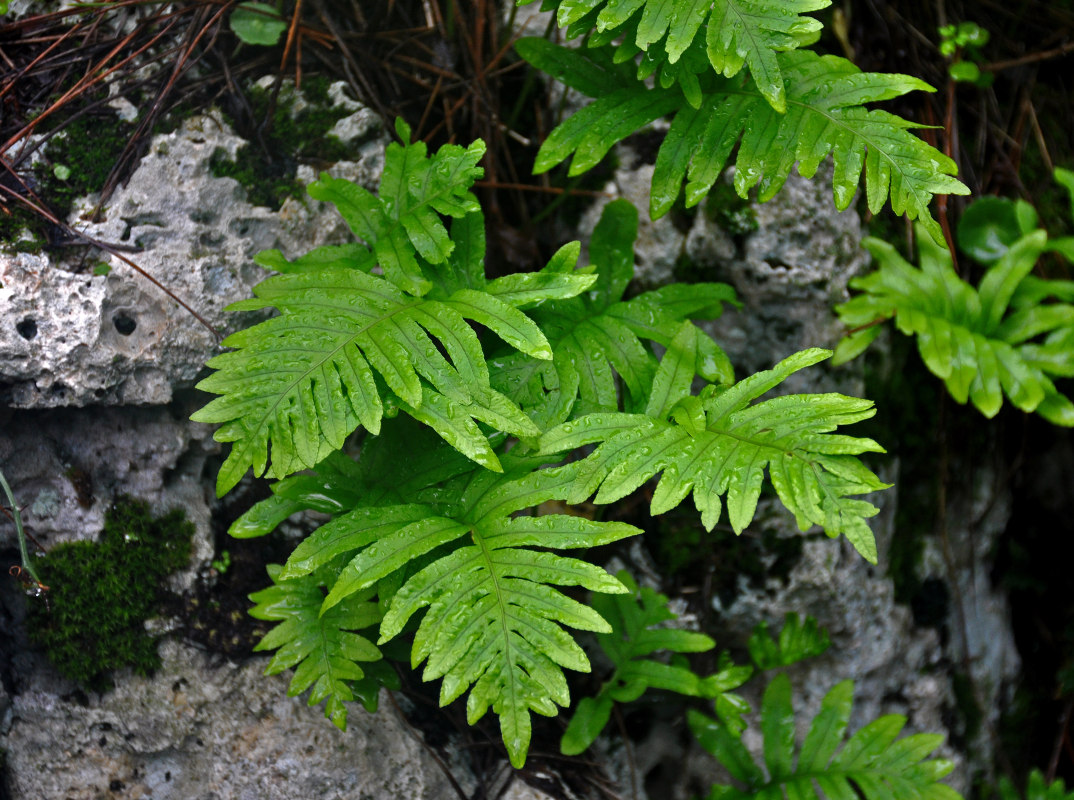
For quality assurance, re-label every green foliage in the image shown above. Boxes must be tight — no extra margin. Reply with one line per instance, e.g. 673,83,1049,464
229,2,287,46
999,771,1074,800
249,564,388,729
690,674,960,800
833,211,1074,425
516,35,967,240
28,497,193,690
747,611,831,670
560,571,751,755
193,43,966,764
492,198,738,430
273,452,639,768
540,346,890,563
525,0,829,112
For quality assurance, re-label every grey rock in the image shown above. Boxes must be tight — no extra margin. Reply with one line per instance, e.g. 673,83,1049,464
0,404,215,579
3,640,460,800
0,112,386,409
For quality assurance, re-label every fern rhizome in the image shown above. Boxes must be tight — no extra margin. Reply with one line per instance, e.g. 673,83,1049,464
193,1,971,784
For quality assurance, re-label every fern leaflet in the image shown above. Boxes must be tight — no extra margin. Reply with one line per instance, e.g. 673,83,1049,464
561,570,752,755
274,457,641,768
541,345,889,563
249,564,387,729
690,674,961,800
527,0,829,112
748,611,831,670
999,770,1074,800
834,223,1074,425
491,199,738,429
516,40,968,239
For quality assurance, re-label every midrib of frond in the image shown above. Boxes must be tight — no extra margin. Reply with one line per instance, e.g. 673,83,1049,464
471,524,520,715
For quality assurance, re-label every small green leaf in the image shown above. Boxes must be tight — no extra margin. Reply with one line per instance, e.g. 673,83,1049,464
229,2,287,46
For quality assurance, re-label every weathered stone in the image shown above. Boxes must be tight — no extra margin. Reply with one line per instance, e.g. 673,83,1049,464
0,111,386,409
3,640,460,800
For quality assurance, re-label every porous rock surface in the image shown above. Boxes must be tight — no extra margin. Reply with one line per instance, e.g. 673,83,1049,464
3,640,458,800
0,110,383,408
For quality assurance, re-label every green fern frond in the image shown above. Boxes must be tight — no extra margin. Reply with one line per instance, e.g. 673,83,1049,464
516,40,968,239
491,199,738,428
748,612,831,670
192,263,549,493
249,564,385,729
525,0,828,112
999,770,1074,800
690,674,962,800
275,457,641,768
541,346,889,563
561,570,752,755
305,118,484,296
834,223,1074,425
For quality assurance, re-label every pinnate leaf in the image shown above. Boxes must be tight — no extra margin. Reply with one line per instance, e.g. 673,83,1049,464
540,348,889,563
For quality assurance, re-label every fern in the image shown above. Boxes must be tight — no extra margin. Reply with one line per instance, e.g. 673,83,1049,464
541,345,889,563
560,570,752,755
833,223,1074,426
516,40,968,239
748,612,831,670
998,771,1074,800
691,674,960,800
528,0,829,112
192,128,603,494
492,199,738,429
248,564,387,729
270,455,640,768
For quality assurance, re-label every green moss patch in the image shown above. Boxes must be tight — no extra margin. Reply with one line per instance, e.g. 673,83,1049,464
27,496,194,690
209,81,352,210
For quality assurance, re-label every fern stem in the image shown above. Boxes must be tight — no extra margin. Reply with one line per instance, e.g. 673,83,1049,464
0,466,46,591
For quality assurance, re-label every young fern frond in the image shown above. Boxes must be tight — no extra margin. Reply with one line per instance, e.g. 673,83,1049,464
249,564,387,730
834,223,1074,426
492,200,738,429
690,674,961,800
516,41,968,239
541,344,889,563
561,571,752,756
526,0,829,112
271,456,640,768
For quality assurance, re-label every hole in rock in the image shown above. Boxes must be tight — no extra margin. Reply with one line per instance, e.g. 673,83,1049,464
16,318,37,339
113,313,137,335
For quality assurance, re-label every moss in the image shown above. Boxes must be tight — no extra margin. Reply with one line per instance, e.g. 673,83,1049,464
209,83,351,210
0,205,47,253
27,496,194,691
950,669,983,745
703,180,757,237
34,111,131,215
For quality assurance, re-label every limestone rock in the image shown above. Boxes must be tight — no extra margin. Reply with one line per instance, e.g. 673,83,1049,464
0,112,386,408
3,640,460,800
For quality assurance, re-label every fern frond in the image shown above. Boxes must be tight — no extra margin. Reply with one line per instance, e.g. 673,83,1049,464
305,118,484,296
834,224,1074,425
249,564,385,729
525,0,828,111
690,674,962,800
748,612,831,670
999,770,1074,800
491,200,738,428
276,457,641,768
541,346,889,563
561,571,752,755
516,40,968,239
192,262,551,493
